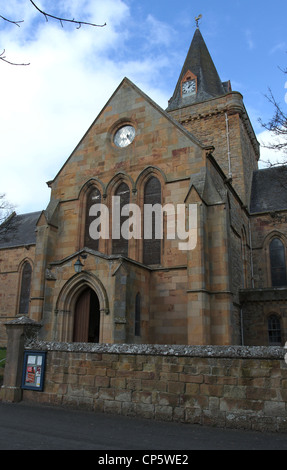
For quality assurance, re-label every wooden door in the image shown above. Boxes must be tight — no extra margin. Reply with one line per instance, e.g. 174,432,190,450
73,288,91,342
73,288,100,343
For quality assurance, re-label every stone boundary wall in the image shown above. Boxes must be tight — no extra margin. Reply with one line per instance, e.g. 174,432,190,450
22,341,287,433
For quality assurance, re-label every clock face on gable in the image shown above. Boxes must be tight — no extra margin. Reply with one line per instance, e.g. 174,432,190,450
114,125,136,148
182,79,196,96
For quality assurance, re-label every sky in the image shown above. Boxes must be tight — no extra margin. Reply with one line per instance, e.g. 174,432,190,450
1,0,287,214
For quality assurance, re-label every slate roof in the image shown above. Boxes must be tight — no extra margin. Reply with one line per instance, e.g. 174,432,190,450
0,211,41,249
167,28,230,111
250,166,287,213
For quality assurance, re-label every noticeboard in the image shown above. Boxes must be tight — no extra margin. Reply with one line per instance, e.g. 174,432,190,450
21,351,46,391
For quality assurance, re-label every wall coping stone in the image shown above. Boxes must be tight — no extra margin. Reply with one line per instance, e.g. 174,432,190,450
240,287,287,303
5,316,42,327
25,341,286,360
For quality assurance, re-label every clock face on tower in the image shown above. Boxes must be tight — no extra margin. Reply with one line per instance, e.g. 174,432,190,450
114,125,136,148
182,79,196,96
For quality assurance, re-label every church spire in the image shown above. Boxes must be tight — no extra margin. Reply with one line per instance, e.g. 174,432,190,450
167,27,231,111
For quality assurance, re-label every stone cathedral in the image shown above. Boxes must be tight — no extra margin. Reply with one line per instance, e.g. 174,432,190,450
1,27,287,348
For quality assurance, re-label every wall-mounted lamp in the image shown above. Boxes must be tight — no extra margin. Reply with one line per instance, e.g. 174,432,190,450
74,258,84,274
74,253,87,274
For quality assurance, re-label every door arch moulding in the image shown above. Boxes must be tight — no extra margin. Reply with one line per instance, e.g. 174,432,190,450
54,271,109,342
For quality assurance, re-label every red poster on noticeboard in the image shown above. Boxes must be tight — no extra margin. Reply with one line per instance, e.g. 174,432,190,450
22,351,46,391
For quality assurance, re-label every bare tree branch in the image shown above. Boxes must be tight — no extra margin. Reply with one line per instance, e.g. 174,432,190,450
0,1,106,29
29,0,106,28
0,15,24,27
259,80,287,161
0,194,15,225
0,49,30,66
0,194,18,243
0,1,107,65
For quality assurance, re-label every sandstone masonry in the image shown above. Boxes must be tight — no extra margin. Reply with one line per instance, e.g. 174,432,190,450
20,341,287,433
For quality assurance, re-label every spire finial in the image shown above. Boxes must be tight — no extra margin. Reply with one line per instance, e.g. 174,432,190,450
195,14,202,29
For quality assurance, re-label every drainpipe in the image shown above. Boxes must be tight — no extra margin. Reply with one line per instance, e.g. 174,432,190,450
248,219,255,289
225,113,232,179
240,308,244,345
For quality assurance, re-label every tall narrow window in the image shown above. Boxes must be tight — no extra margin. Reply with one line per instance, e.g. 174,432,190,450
135,293,141,337
19,261,32,315
112,182,130,257
269,238,287,287
268,314,282,345
143,176,161,265
84,188,101,251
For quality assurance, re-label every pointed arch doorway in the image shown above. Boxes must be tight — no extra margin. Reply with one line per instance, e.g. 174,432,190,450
73,287,100,343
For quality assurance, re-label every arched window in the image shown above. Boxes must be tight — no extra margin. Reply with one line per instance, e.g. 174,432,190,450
269,238,287,287
143,176,161,265
18,261,32,315
268,314,282,345
84,187,101,251
112,182,130,257
135,293,141,337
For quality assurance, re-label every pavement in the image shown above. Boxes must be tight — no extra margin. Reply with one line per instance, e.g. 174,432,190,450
0,401,287,451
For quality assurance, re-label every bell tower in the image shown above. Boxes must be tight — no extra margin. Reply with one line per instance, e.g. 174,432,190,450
167,23,260,206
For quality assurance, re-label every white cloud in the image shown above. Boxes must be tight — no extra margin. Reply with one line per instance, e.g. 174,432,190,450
0,0,172,214
145,15,174,47
257,129,287,168
245,30,255,51
269,42,287,55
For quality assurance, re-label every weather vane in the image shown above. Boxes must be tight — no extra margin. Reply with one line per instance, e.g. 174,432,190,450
195,14,202,28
